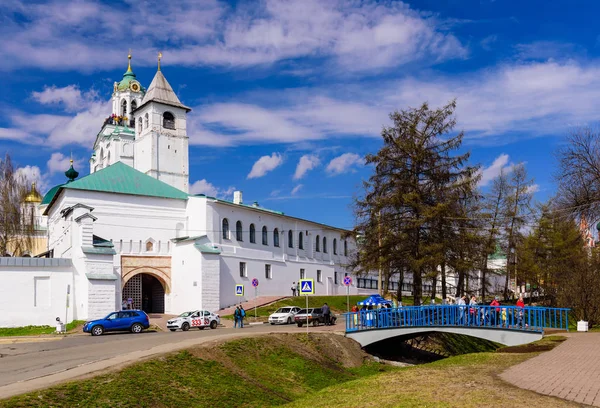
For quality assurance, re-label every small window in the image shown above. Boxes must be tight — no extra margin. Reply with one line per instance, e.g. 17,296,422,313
317,270,322,283
274,228,280,247
265,264,272,279
316,235,320,252
236,221,243,241
240,262,247,277
144,113,149,129
138,120,142,133
333,238,337,255
250,224,256,243
300,269,305,279
163,112,175,129
323,237,327,253
222,218,229,240
262,226,268,245
299,232,304,250
344,240,348,257
334,272,339,285
288,230,293,248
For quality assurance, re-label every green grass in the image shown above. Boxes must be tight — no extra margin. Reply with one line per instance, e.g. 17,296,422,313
0,320,85,337
222,295,432,319
0,333,571,408
0,333,392,408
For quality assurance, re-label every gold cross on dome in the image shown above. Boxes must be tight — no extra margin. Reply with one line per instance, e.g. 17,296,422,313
158,51,163,71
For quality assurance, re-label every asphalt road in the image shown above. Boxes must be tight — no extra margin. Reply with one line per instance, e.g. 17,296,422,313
0,320,344,399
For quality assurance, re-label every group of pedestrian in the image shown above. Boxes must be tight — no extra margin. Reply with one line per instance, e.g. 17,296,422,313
233,305,246,328
291,282,300,296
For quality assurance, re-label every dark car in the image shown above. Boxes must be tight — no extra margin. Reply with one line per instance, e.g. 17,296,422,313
83,310,150,336
294,308,324,327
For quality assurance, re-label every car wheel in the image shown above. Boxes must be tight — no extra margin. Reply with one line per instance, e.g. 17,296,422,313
210,320,218,329
297,323,303,327
169,329,177,332
270,322,275,325
182,322,190,331
199,327,205,330
131,323,143,334
287,317,292,324
91,325,104,336
312,320,318,327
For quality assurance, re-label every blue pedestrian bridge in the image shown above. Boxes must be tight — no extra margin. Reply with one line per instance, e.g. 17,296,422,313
345,305,570,347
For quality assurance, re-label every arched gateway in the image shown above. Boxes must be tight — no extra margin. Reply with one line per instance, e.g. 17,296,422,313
121,256,171,314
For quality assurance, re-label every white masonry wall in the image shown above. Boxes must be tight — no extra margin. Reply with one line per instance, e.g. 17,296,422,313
0,258,74,328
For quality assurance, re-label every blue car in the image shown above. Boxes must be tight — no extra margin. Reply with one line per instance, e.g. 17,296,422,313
83,310,150,336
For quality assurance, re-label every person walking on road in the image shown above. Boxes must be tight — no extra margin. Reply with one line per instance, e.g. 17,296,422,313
233,306,240,328
291,282,297,296
322,302,331,326
240,306,246,328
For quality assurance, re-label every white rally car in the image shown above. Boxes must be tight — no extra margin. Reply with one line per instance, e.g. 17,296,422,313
167,310,220,331
268,306,302,325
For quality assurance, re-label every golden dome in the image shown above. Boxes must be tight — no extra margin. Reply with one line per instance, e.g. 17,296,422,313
24,182,42,203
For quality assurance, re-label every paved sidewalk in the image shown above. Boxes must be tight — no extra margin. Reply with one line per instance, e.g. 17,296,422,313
501,333,600,406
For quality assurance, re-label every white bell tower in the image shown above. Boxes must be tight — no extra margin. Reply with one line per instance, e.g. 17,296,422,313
132,54,190,193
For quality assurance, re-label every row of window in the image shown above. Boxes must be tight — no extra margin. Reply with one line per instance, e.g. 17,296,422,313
222,218,348,256
238,263,344,285
356,279,434,294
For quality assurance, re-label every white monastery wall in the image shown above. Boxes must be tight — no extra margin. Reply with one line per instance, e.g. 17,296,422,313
0,258,74,328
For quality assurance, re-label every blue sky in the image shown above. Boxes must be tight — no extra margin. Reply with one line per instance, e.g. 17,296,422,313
1,0,598,229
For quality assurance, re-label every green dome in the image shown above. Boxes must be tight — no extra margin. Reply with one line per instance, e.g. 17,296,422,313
65,161,79,182
117,68,136,91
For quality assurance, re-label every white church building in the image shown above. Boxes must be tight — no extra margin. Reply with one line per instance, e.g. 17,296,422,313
0,56,362,327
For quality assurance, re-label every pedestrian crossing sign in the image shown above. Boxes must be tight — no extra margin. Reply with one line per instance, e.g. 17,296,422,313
235,284,244,296
299,279,314,295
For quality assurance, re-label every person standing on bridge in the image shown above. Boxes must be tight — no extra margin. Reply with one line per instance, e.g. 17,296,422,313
457,295,466,325
469,296,478,325
490,296,501,326
516,295,525,328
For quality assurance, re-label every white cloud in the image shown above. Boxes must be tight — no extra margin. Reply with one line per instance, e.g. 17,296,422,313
15,165,48,192
247,153,283,179
527,184,540,194
326,153,363,175
478,154,512,187
32,85,98,112
0,0,465,73
291,184,303,195
293,155,320,180
47,152,83,175
190,179,235,198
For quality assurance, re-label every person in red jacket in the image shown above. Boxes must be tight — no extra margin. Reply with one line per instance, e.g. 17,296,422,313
516,295,525,328
490,296,501,326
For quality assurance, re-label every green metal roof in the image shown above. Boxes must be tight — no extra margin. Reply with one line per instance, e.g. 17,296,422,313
41,184,63,205
45,162,188,213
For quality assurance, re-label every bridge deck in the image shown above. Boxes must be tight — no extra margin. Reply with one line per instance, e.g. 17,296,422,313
345,305,570,334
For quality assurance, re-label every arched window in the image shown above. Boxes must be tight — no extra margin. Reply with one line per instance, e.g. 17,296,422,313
131,100,137,111
288,230,293,248
99,148,104,163
344,240,348,256
222,218,229,240
316,235,320,252
262,226,268,245
333,238,337,255
249,224,256,243
298,232,304,250
107,151,111,165
121,99,127,117
274,228,280,247
138,120,142,133
144,113,149,129
236,221,243,241
323,237,327,253
163,112,175,129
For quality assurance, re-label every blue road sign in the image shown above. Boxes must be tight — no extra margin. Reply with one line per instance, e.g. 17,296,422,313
235,284,244,296
299,279,314,295
252,278,259,287
343,276,352,286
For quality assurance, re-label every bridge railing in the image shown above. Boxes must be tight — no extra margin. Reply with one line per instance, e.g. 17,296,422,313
345,305,570,334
